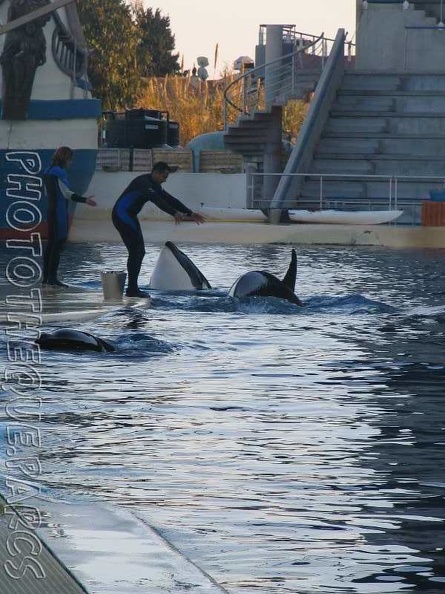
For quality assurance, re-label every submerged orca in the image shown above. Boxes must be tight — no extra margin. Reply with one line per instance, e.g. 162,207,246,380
150,241,212,291
36,329,115,352
228,249,303,306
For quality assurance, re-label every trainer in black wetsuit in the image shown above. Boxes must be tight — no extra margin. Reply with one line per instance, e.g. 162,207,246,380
43,146,96,287
112,161,205,298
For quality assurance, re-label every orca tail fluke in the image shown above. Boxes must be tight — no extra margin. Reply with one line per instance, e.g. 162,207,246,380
282,249,297,292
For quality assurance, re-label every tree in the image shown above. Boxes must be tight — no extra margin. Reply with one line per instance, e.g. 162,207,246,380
78,0,141,110
132,4,181,77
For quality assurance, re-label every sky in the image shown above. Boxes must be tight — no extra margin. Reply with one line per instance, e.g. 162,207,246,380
142,0,356,77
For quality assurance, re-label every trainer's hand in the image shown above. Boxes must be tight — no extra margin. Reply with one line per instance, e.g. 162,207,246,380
174,211,184,225
189,211,206,224
86,196,97,207
174,211,206,225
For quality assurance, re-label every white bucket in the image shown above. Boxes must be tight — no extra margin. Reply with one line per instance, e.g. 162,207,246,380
101,270,126,301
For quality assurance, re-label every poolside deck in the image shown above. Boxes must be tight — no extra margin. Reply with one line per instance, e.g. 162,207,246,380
70,218,445,248
0,496,230,593
0,495,88,594
0,284,150,326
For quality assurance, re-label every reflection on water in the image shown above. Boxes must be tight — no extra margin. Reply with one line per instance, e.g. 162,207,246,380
1,243,445,593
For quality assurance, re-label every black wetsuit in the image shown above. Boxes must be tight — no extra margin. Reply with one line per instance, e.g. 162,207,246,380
112,174,192,293
43,166,87,284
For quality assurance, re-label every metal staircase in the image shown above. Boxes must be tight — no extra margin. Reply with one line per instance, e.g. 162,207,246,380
222,29,355,209
222,32,329,170
223,110,278,163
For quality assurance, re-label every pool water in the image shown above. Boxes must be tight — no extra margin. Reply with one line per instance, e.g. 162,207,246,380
2,242,445,593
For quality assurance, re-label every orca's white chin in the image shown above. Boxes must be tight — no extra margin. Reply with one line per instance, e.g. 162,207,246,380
150,242,211,291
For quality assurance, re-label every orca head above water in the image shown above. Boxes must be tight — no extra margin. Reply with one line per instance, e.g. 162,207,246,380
228,249,303,306
36,329,115,352
150,241,212,291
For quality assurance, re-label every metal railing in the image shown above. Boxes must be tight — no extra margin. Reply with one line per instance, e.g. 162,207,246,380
51,10,89,95
247,171,445,224
223,33,328,130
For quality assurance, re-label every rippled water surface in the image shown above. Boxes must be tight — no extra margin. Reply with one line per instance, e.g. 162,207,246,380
2,242,445,593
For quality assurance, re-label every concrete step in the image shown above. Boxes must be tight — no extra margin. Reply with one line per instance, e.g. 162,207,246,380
316,137,445,156
310,157,445,176
339,88,445,97
402,74,445,92
313,152,445,162
236,119,272,129
224,112,273,150
342,73,403,92
406,8,437,24
333,95,396,112
223,131,266,143
222,143,265,156
310,159,374,174
316,138,380,154
225,127,271,140
232,122,272,132
234,116,273,129
224,136,271,145
326,115,445,135
413,1,443,20
330,108,445,118
333,94,445,113
249,111,275,122
343,72,445,93
292,70,322,81
411,14,438,26
326,116,389,134
224,142,268,152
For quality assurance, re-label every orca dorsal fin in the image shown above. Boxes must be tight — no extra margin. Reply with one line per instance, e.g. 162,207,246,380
282,249,297,292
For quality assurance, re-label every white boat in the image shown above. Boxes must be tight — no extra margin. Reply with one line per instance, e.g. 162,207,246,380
288,209,403,225
197,206,267,222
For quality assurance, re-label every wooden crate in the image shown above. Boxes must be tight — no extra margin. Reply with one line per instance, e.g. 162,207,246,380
132,149,153,171
96,148,131,171
421,200,445,226
151,149,193,172
199,150,244,173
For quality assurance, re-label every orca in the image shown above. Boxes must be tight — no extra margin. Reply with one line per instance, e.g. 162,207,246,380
150,241,212,291
36,329,115,352
228,249,303,306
